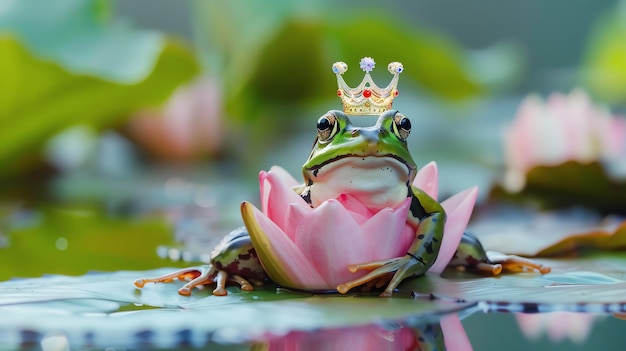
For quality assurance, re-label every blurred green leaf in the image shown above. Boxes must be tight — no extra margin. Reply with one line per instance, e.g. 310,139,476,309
0,205,183,280
327,15,483,100
0,0,163,83
0,36,198,174
0,0,199,175
583,4,626,104
248,20,330,105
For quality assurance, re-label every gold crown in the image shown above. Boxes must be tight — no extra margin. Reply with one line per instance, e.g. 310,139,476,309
332,57,403,115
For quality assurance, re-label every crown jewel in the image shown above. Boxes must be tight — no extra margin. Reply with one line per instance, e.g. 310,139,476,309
333,57,403,115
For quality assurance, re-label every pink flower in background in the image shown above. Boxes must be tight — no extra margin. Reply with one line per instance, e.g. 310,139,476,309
504,89,626,192
515,312,596,344
240,163,477,291
128,75,224,160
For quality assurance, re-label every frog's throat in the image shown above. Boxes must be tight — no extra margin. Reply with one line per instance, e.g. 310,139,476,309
303,155,415,211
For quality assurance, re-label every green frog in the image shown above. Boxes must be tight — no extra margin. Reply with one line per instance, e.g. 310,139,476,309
135,110,548,297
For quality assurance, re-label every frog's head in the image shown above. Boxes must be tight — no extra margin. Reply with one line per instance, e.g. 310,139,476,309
302,110,417,210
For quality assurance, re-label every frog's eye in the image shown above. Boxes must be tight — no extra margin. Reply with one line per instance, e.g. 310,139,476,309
392,113,411,141
317,114,338,142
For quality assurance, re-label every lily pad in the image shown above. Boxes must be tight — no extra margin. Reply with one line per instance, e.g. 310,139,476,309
469,204,626,257
0,269,474,349
490,161,626,215
535,222,626,257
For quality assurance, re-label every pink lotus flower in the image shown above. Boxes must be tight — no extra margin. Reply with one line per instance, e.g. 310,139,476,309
240,162,477,292
128,75,224,160
504,89,626,192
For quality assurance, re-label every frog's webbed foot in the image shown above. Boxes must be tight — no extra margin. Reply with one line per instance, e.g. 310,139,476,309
134,266,258,296
452,252,551,276
337,254,424,297
486,251,551,275
451,231,551,276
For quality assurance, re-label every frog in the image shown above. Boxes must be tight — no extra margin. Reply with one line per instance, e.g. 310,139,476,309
135,110,549,297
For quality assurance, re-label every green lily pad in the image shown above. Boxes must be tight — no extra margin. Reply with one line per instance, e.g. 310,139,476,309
470,204,626,257
535,222,626,257
490,161,626,215
0,268,474,348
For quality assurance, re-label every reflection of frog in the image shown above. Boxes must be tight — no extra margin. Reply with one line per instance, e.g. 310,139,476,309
135,110,549,296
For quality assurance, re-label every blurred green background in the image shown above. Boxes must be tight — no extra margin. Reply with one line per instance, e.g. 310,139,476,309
1,0,625,279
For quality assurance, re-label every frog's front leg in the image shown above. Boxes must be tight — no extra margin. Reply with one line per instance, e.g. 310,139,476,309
449,231,551,275
337,186,445,297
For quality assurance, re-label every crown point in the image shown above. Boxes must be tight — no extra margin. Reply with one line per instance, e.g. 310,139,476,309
388,62,403,74
332,62,348,75
359,57,375,72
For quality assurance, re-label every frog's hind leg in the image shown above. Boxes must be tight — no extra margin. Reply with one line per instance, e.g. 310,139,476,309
134,265,217,296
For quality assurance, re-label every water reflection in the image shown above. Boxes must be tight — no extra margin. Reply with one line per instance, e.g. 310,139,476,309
254,313,471,351
515,312,597,344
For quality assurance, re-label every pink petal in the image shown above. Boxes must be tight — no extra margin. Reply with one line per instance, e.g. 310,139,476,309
243,202,328,288
268,165,300,188
259,171,271,215
336,193,373,225
294,199,372,288
429,186,478,273
412,161,439,200
505,95,544,174
441,314,473,351
262,169,308,231
284,203,313,241
361,198,414,260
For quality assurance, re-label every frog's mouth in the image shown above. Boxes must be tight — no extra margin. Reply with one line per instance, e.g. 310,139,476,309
304,155,415,210
306,154,415,180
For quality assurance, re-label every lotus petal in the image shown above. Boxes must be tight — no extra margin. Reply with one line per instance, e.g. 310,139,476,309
430,187,479,273
413,161,439,200
241,201,327,289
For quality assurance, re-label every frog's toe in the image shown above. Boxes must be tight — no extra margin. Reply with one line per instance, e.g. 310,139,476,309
470,262,503,275
231,274,255,291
